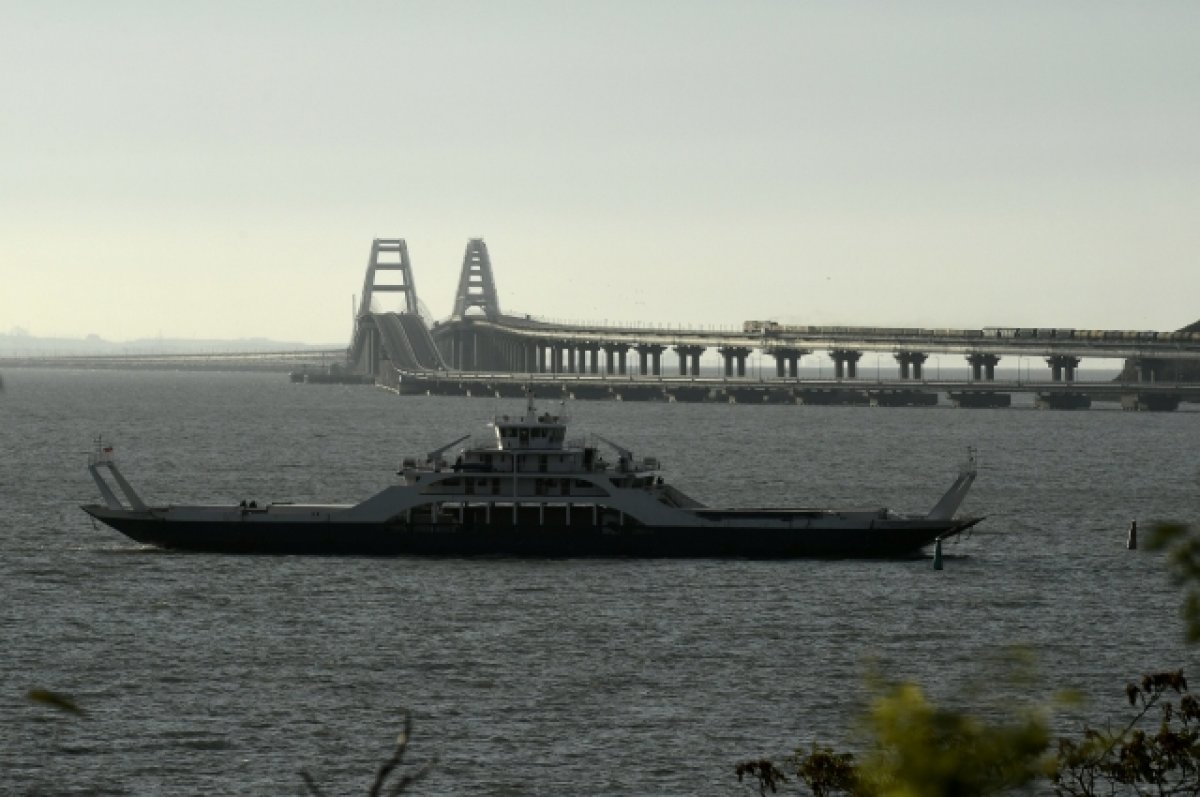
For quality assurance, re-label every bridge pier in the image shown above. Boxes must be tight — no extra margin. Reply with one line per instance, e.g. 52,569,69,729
363,328,380,376
635,344,667,376
830,350,862,379
451,331,467,370
1047,355,1081,382
1122,391,1180,411
1132,357,1167,383
894,351,928,380
674,345,704,376
581,344,599,374
770,347,809,378
718,346,751,377
966,353,1000,381
601,343,629,375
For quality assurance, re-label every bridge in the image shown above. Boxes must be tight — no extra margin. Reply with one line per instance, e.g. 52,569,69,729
348,237,1200,410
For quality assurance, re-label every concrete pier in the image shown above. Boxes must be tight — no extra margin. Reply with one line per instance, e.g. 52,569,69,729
966,353,1000,381
830,350,863,379
895,351,929,380
1036,391,1090,410
674,345,704,376
635,344,667,376
602,343,629,375
770,347,809,378
717,346,751,377
1121,392,1181,411
1047,355,1081,382
948,390,1012,408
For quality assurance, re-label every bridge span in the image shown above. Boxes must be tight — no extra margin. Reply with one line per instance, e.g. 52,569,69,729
347,237,1200,408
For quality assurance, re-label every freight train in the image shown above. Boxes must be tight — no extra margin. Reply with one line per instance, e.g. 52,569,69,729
742,321,1200,342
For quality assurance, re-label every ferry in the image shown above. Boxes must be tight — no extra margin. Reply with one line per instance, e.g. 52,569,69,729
82,395,982,558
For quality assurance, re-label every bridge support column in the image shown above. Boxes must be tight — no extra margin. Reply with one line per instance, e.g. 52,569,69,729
1132,357,1166,383
602,343,630,375
364,329,379,376
1047,355,1080,382
718,346,751,377
966,353,1000,381
674,345,704,376
583,344,599,374
454,329,471,370
830,350,862,379
769,347,809,378
894,351,928,380
635,344,667,376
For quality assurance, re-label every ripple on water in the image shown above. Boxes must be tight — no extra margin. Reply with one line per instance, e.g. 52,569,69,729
2,370,1197,795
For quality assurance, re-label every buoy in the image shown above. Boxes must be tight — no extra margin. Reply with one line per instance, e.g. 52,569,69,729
933,537,944,570
1127,520,1137,550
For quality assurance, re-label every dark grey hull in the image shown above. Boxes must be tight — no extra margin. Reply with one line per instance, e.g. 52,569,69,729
83,505,980,559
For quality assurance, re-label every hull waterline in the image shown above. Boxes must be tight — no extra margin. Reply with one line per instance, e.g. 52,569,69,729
82,505,981,558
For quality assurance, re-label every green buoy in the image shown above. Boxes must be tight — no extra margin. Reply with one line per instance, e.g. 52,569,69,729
933,537,944,570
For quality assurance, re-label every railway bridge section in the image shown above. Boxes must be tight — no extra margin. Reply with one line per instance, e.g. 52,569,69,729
347,237,1200,409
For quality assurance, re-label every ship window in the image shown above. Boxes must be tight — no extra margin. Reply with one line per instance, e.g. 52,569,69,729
538,455,548,473
519,429,529,444
491,479,501,495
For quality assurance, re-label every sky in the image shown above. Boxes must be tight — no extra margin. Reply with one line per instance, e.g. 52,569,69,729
3,1,1198,344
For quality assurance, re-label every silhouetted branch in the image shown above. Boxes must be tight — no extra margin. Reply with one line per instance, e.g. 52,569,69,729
300,710,436,796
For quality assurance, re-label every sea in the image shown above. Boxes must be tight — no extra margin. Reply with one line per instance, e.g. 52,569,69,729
2,367,1197,796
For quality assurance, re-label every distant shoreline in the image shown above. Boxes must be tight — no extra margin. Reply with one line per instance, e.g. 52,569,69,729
0,351,344,373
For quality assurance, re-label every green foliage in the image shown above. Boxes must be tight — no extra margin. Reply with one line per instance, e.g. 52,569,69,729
736,680,1050,797
1052,671,1200,797
796,746,859,797
735,748,859,797
857,681,1049,797
737,673,1200,796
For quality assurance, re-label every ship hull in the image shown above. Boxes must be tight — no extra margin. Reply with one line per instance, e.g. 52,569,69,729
82,505,979,559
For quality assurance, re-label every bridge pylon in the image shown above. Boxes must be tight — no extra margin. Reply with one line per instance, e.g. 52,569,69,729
452,238,502,320
358,239,420,318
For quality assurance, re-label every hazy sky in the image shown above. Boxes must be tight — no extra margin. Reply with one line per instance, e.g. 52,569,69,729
4,1,1198,343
